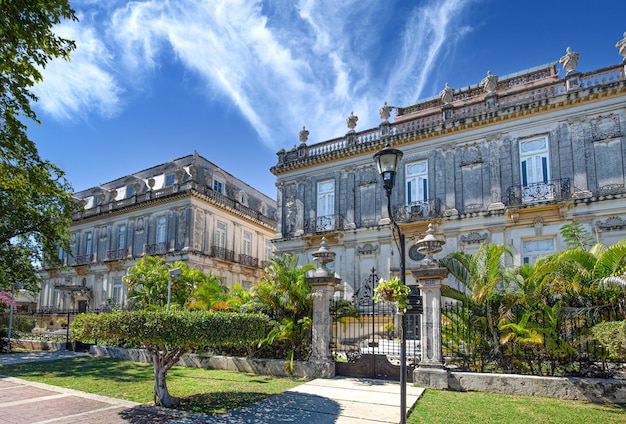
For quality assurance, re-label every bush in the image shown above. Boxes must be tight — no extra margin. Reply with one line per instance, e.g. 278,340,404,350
591,320,626,360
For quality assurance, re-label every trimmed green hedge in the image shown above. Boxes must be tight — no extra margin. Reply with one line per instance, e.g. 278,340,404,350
72,311,269,347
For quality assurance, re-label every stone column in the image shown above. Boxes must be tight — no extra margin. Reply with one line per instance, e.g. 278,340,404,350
306,238,341,378
411,223,448,389
412,266,448,389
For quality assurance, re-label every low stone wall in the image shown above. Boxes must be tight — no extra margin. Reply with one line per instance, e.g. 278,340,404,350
89,346,334,379
448,371,626,404
13,340,66,351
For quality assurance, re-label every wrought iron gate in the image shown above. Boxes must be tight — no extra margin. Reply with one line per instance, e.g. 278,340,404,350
331,268,421,381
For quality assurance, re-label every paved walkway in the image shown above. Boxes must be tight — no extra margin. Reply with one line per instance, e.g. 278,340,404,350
0,351,424,423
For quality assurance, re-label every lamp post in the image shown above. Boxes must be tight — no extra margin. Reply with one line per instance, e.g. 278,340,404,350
374,143,407,424
166,267,182,312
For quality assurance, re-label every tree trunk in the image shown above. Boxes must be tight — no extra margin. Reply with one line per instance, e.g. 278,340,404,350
153,363,179,407
147,346,186,407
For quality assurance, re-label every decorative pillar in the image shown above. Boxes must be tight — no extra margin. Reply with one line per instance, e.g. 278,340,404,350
306,237,341,378
411,223,448,389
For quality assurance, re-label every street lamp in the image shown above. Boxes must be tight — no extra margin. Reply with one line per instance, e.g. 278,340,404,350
374,143,407,424
166,267,182,312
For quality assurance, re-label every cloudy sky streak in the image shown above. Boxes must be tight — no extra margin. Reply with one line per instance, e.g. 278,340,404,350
34,0,474,148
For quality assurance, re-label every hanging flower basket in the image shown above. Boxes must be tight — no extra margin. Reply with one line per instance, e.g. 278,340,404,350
373,277,411,311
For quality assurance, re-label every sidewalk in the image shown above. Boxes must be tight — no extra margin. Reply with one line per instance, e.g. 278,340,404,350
0,351,424,423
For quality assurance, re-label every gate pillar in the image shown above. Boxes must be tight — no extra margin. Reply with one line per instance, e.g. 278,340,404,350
307,238,341,378
411,224,448,389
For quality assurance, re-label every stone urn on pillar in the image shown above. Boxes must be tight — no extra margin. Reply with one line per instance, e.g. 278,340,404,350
306,237,341,378
411,223,449,389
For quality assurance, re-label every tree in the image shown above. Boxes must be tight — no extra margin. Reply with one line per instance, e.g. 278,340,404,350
124,256,197,310
71,310,268,407
1,1,79,291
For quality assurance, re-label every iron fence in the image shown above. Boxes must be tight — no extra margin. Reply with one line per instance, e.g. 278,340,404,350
442,301,624,378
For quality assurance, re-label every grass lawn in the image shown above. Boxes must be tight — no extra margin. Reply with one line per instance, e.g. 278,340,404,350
0,356,624,422
0,356,303,415
408,388,626,424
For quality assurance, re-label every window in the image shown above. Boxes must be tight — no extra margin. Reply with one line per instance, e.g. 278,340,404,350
93,195,100,206
522,237,555,264
112,278,123,305
165,173,175,186
156,217,167,244
264,240,273,262
239,191,248,206
520,137,550,202
118,225,126,250
213,178,224,194
243,231,252,256
317,180,335,230
215,222,227,248
406,161,428,204
127,185,135,197
85,232,93,256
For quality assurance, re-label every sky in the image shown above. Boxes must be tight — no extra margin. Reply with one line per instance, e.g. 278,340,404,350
29,0,626,200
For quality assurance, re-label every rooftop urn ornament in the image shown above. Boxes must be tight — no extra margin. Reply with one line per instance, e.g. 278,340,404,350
439,82,454,104
617,32,626,62
481,70,498,93
346,111,358,132
312,237,336,277
299,126,309,144
559,47,580,74
379,101,393,122
414,223,445,265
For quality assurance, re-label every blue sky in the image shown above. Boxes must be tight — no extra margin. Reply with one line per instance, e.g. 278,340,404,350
29,0,626,199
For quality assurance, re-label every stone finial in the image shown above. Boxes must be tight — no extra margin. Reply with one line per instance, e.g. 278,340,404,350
481,70,498,93
414,223,445,264
312,237,336,277
439,83,454,104
299,126,309,144
616,32,626,61
379,102,393,122
346,111,358,131
559,47,580,74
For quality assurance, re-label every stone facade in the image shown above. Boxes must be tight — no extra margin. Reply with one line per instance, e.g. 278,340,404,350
271,48,626,297
38,152,277,315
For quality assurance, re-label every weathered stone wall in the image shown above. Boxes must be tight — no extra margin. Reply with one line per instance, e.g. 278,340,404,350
89,346,334,379
13,340,66,351
448,371,626,404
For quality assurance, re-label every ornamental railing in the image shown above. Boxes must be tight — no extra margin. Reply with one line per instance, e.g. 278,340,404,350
506,178,571,206
105,248,127,261
74,254,93,265
304,214,345,234
393,199,444,223
210,246,235,262
238,254,258,268
144,242,169,255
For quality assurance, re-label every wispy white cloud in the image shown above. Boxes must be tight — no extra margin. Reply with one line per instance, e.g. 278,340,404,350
34,0,476,147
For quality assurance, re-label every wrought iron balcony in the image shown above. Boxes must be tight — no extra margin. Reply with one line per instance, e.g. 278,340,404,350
506,178,571,206
74,254,93,265
144,242,169,255
304,214,344,234
105,248,128,261
238,254,258,268
393,199,443,223
210,246,235,262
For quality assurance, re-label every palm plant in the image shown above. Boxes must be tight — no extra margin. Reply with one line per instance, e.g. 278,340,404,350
249,254,314,374
440,243,514,358
186,271,228,311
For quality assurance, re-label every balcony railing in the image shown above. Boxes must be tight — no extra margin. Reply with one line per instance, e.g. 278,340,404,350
74,254,93,265
105,248,128,261
393,199,443,223
238,254,258,268
304,214,345,234
506,178,571,206
210,246,235,262
144,242,169,255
